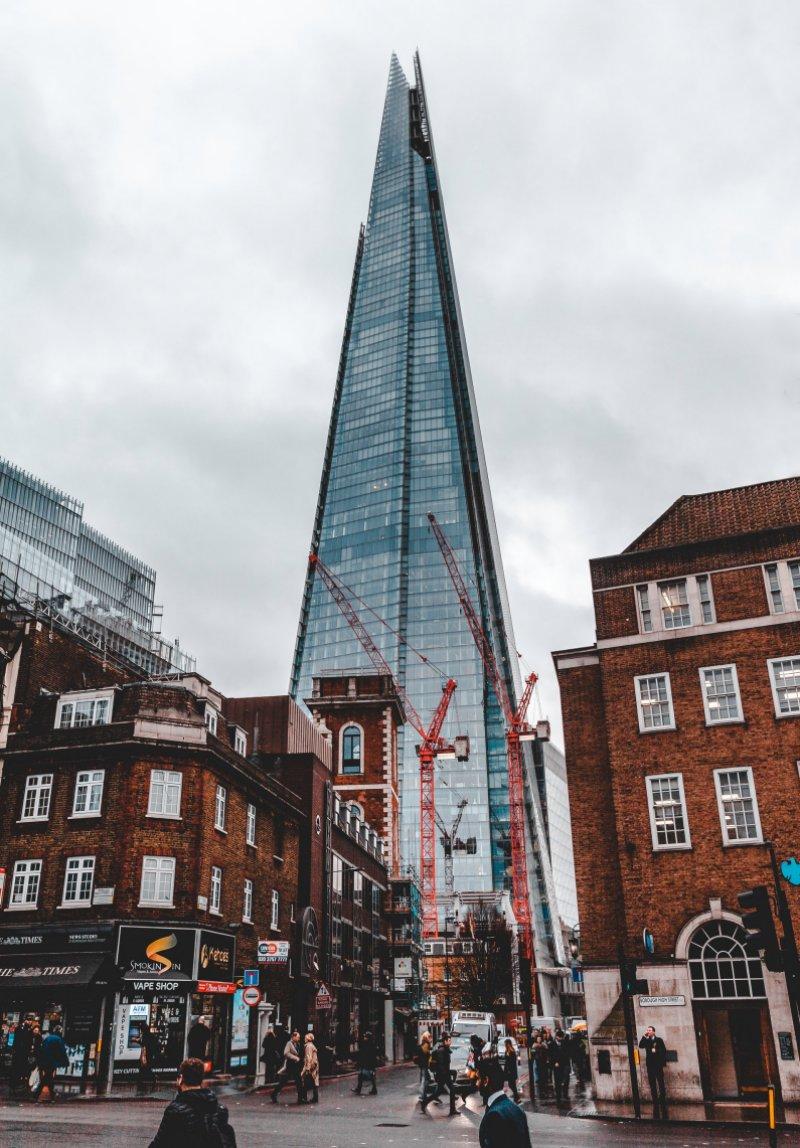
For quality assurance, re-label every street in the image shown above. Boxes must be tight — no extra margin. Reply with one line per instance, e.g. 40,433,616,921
1,1065,797,1147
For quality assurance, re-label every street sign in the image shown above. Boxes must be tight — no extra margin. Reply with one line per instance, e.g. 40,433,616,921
257,940,290,965
243,968,260,987
642,928,655,955
639,995,685,1007
315,982,332,1010
242,986,262,1007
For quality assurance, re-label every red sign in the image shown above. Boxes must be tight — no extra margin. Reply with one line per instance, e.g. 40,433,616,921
242,986,262,1007
196,980,237,995
315,982,332,1010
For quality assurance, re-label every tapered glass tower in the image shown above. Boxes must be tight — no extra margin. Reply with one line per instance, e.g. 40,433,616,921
291,54,558,957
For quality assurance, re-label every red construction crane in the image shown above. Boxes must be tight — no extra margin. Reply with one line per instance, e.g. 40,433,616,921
308,552,457,937
427,513,538,964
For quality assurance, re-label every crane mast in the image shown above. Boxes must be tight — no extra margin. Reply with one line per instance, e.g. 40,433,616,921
427,513,538,965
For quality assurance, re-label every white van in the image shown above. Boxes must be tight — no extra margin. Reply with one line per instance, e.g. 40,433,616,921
449,1012,498,1095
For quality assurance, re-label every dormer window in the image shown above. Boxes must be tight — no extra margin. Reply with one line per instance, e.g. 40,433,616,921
205,705,218,736
341,724,363,775
56,690,113,730
234,728,247,756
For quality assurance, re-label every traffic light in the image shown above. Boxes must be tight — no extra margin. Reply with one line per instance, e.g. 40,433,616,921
621,957,638,994
738,886,783,972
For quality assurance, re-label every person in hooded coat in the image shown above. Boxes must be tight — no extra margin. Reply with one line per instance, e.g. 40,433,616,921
148,1057,236,1147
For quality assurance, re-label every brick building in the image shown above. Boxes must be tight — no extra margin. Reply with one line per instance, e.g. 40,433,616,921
0,619,306,1091
554,478,800,1115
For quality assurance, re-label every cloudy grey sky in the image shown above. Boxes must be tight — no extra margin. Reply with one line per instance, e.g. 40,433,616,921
3,1,800,742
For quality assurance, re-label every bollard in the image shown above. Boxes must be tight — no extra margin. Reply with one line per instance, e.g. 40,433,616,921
768,1083,777,1148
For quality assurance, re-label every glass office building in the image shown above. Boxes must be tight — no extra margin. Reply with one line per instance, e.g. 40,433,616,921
0,454,191,674
291,55,558,956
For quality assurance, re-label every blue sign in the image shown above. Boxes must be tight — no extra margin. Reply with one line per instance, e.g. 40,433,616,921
243,968,260,987
571,965,583,984
643,928,655,955
781,858,800,886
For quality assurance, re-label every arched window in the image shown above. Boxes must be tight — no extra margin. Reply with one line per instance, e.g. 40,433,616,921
688,920,766,1000
349,802,364,820
341,724,362,775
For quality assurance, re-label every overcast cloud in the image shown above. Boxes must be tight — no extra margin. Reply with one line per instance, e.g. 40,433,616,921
3,1,800,743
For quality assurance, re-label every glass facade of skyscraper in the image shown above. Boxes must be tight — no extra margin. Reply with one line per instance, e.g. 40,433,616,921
291,55,558,955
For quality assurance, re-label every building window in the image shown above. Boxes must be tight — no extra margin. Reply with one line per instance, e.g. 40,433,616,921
8,860,42,909
634,674,675,731
243,878,253,922
700,665,742,724
72,770,105,817
636,585,653,633
658,580,692,629
140,856,175,906
789,562,800,610
205,705,218,736
271,889,280,930
148,770,182,818
234,729,247,756
714,768,762,845
646,774,690,850
246,803,257,846
21,774,53,822
214,785,227,832
62,856,95,905
341,724,363,775
290,901,296,923
765,564,785,614
210,866,223,914
768,657,800,716
696,574,715,624
688,920,765,999
56,692,112,730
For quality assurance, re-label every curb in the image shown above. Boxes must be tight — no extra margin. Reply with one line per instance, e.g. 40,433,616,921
570,1110,798,1132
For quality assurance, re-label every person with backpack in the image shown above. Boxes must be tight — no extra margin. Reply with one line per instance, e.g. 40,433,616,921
37,1024,69,1102
148,1057,236,1147
424,1032,458,1115
352,1030,378,1095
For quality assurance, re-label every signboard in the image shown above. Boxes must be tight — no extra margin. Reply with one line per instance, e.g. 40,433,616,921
117,926,196,981
638,995,686,1008
198,929,236,982
196,980,237,995
300,907,320,978
258,940,290,965
243,968,260,987
0,924,113,953
242,986,262,1007
779,1032,795,1061
121,980,188,997
231,990,251,1051
394,957,412,978
93,887,114,906
315,982,332,1010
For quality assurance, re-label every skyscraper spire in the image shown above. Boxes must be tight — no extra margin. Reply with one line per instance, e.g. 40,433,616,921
291,55,561,971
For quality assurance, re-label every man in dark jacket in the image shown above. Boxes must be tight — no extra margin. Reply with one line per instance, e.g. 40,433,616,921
148,1058,236,1147
9,1020,34,1096
38,1025,69,1102
271,1030,303,1104
427,1032,458,1115
639,1026,668,1120
353,1030,378,1095
549,1029,571,1103
187,1017,210,1062
477,1057,532,1148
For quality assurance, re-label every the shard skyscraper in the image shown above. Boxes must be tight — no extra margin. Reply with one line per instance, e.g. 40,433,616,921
291,53,560,969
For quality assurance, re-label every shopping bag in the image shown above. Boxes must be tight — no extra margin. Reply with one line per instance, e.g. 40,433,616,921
28,1067,40,1092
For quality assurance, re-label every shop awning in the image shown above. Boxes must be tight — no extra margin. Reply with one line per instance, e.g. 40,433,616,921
0,953,108,989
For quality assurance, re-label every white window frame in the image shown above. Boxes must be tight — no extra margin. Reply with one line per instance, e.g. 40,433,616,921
20,774,53,823
234,728,247,757
646,773,691,851
270,889,280,930
695,574,716,624
635,575,715,635
139,856,176,907
657,578,693,630
214,784,227,832
243,878,253,923
205,705,218,736
768,656,800,718
634,673,676,732
246,803,257,847
714,767,763,846
699,664,743,725
71,769,105,817
210,866,223,914
635,584,654,633
339,722,364,776
61,855,95,906
147,769,183,819
763,562,800,616
56,689,114,730
7,859,42,910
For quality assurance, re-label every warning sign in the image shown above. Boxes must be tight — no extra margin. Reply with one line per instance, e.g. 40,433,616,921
315,982,332,1010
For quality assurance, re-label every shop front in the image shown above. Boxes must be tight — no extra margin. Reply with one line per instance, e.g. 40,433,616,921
111,924,236,1088
0,923,115,1096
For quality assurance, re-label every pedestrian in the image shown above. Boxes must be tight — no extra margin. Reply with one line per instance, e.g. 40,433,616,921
271,1029,303,1104
138,1020,159,1094
477,1056,532,1148
549,1029,571,1104
148,1056,236,1146
353,1030,378,1095
186,1016,210,1063
416,1029,432,1104
302,1032,320,1104
503,1037,521,1102
531,1035,548,1086
469,1034,489,1104
9,1020,34,1097
37,1024,69,1103
425,1031,458,1115
260,1025,279,1084
639,1026,668,1121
